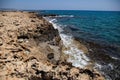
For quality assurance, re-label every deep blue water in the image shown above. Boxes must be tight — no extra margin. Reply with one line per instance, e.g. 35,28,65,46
38,10,120,79
40,10,120,47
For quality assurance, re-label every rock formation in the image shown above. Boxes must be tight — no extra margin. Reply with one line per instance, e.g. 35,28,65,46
0,11,104,80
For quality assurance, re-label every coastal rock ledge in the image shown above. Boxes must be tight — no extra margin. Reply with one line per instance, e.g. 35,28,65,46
0,11,104,80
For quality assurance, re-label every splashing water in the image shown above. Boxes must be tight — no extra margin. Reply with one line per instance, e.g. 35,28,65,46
48,18,89,68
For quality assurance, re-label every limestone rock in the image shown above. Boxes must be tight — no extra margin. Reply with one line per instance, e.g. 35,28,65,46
0,11,104,80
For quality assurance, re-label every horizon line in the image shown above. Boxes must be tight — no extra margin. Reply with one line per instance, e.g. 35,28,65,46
0,8,120,12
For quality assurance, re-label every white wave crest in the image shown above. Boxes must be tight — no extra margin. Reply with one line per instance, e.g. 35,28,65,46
60,34,89,68
58,15,74,18
46,18,89,68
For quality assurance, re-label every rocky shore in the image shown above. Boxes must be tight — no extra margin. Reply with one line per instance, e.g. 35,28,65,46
0,11,104,80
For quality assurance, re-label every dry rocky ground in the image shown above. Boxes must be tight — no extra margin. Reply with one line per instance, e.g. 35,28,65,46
0,11,104,80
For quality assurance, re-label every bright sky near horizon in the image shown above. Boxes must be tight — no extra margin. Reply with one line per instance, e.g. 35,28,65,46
0,0,120,11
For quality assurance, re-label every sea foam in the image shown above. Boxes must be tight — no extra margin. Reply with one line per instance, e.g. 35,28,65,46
46,17,89,68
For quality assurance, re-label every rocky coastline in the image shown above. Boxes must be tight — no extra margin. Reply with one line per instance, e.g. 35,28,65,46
0,11,104,80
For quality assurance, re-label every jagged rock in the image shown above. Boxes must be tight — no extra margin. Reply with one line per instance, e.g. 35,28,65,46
0,11,104,80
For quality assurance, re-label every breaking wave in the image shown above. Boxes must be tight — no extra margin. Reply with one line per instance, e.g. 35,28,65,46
46,17,90,68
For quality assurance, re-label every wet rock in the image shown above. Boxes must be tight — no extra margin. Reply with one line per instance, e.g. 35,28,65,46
80,69,94,78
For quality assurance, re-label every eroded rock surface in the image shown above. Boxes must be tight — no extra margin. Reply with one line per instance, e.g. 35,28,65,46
0,11,104,80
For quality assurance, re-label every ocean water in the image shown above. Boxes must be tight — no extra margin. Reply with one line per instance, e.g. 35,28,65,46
40,10,120,47
38,10,120,80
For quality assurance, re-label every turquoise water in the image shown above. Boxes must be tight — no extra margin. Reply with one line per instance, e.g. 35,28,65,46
39,10,120,79
41,10,120,47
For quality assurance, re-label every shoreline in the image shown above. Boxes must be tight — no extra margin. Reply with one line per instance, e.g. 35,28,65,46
47,18,91,68
0,11,104,80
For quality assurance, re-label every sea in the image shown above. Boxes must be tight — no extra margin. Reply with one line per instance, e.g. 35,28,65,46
36,10,120,80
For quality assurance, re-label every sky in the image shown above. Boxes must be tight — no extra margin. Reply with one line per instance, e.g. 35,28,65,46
0,0,120,11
